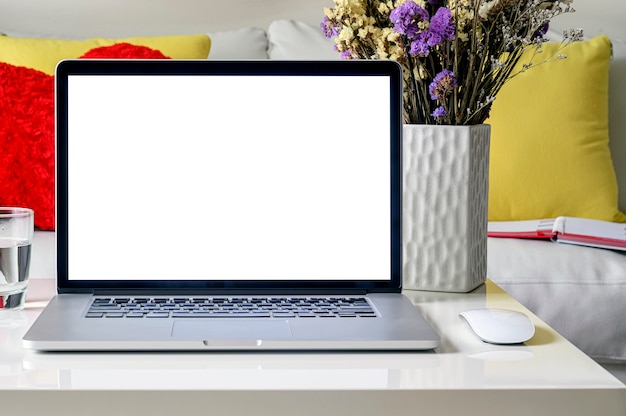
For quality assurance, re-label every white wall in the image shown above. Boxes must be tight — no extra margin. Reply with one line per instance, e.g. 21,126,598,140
0,0,332,37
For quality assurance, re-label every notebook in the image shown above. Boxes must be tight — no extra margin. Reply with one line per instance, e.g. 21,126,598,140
488,217,626,251
23,59,440,351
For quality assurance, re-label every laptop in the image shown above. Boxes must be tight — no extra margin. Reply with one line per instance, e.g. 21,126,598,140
23,59,440,351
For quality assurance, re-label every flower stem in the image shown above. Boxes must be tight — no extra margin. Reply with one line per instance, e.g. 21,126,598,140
403,37,424,124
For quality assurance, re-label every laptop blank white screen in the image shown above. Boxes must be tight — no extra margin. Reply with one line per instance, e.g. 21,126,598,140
66,74,391,281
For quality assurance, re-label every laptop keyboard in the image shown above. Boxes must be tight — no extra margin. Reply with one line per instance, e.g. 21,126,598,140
85,296,377,319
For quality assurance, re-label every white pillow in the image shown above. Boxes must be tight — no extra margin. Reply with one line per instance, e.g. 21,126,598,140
207,27,268,59
267,20,340,60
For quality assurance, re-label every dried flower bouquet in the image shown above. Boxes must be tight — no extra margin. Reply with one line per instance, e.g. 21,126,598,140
322,0,582,125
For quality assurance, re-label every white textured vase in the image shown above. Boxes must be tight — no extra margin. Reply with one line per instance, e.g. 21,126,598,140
403,124,490,292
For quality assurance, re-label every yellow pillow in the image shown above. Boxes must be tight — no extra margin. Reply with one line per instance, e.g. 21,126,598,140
0,34,211,75
487,35,626,222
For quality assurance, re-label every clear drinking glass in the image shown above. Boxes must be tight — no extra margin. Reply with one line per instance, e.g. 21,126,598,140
0,208,34,310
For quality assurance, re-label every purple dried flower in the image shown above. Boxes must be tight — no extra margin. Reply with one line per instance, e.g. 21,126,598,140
391,4,455,56
410,35,431,56
431,106,447,119
426,7,455,46
321,15,340,39
533,22,549,39
390,2,429,39
429,69,457,100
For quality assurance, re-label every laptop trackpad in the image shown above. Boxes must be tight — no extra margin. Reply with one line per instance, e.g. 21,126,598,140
171,320,293,341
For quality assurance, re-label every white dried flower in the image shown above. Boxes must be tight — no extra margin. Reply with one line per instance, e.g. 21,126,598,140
563,28,584,41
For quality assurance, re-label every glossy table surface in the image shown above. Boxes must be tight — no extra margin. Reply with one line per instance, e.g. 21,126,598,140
1,279,624,416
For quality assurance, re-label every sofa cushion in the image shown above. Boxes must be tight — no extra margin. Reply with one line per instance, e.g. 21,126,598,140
0,44,171,230
487,35,626,223
207,27,268,59
0,33,210,74
488,237,626,362
0,62,55,230
267,20,340,60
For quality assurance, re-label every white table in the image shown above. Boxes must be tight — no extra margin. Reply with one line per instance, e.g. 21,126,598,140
1,279,624,416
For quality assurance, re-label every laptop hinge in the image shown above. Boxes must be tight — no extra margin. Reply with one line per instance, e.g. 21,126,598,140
89,288,370,296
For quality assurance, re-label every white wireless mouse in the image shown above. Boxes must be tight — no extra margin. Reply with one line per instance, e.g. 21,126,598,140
459,308,535,345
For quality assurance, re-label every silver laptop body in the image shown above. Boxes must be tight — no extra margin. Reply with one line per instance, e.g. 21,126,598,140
23,59,440,351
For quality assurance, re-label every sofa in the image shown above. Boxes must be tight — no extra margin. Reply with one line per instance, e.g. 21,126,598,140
1,0,624,383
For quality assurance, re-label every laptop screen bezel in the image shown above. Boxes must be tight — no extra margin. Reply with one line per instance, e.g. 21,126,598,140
55,59,403,294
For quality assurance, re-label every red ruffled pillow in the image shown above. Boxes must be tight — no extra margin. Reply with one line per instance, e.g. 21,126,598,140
0,44,169,230
80,42,169,59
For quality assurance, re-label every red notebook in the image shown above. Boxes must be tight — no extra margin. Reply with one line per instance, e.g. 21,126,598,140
488,217,626,251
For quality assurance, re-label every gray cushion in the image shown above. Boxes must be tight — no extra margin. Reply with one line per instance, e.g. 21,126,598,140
267,19,340,60
488,237,626,362
207,27,268,59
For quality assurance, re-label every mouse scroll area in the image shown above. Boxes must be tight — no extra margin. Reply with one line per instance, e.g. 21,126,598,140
459,308,535,345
